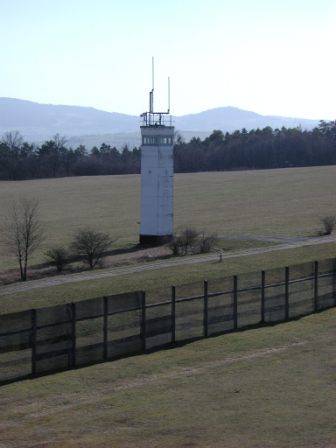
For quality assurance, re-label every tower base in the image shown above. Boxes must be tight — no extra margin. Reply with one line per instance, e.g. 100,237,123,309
139,234,172,246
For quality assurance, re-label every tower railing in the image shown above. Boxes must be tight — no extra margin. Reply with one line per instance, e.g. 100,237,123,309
140,112,173,127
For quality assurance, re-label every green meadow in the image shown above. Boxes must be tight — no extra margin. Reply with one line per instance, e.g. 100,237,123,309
0,166,335,267
0,165,335,309
0,308,335,447
0,167,336,447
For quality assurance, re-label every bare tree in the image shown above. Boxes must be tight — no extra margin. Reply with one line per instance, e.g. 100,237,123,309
1,130,23,149
169,228,199,256
70,228,113,269
198,230,218,253
169,228,218,256
2,198,44,281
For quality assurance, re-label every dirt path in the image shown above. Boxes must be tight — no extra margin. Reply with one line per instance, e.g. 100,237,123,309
0,235,335,296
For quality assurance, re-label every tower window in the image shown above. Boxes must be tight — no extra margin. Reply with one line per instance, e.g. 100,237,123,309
142,136,173,146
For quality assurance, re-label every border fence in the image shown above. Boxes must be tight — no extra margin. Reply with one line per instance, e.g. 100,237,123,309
1,258,336,385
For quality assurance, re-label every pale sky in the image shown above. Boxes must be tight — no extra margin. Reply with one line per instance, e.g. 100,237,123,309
1,0,335,119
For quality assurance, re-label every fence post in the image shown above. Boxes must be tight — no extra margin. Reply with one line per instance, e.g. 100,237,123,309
31,309,37,377
314,261,319,312
140,291,146,352
171,286,176,344
285,267,290,321
333,258,336,306
70,303,76,368
261,270,265,324
233,275,238,330
203,280,208,337
103,296,108,361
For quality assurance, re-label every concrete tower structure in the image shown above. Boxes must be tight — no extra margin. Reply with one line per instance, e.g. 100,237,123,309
139,61,174,245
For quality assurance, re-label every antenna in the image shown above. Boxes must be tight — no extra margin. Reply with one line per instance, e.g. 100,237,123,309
143,57,171,122
167,77,171,113
149,56,154,113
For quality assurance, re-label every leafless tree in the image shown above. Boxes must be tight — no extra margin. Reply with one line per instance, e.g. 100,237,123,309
198,230,218,253
169,228,199,256
2,198,44,281
1,130,23,149
169,228,218,256
70,228,113,269
45,246,69,272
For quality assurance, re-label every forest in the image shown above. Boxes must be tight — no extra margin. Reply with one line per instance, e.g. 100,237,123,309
0,121,335,180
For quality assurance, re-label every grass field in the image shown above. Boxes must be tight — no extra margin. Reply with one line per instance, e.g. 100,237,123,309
0,165,336,310
0,166,335,271
1,168,336,447
1,241,336,315
0,307,335,447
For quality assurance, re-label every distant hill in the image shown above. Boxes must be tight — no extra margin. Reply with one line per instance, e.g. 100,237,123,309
0,97,320,148
176,106,319,132
0,97,139,141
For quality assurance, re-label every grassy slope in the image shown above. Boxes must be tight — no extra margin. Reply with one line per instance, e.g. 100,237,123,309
0,166,335,270
0,308,335,448
1,242,336,314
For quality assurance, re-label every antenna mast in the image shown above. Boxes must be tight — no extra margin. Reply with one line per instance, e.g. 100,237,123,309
167,77,170,113
149,56,154,113
141,57,172,126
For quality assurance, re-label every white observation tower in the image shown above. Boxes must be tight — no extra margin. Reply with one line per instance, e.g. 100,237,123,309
139,59,174,245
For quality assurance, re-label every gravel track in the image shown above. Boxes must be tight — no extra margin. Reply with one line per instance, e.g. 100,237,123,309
0,235,335,296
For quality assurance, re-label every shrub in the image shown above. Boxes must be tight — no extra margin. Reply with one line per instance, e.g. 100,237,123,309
169,228,218,255
320,215,336,235
169,235,185,256
70,228,113,269
169,228,199,256
45,247,69,272
198,231,218,253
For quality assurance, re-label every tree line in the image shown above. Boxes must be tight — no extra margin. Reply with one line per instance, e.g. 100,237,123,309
0,121,335,180
0,132,140,180
174,120,336,172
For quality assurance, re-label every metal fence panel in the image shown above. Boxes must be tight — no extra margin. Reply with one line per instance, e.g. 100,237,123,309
146,286,171,306
0,309,32,334
76,316,104,366
36,303,72,327
176,280,204,301
237,271,262,328
107,310,141,339
145,303,172,350
35,304,73,375
0,310,33,383
107,292,143,314
76,297,104,320
107,334,143,359
106,292,143,359
35,353,71,375
264,267,286,323
0,347,32,384
208,277,234,335
176,297,204,341
318,259,336,310
289,262,315,318
1,259,336,386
